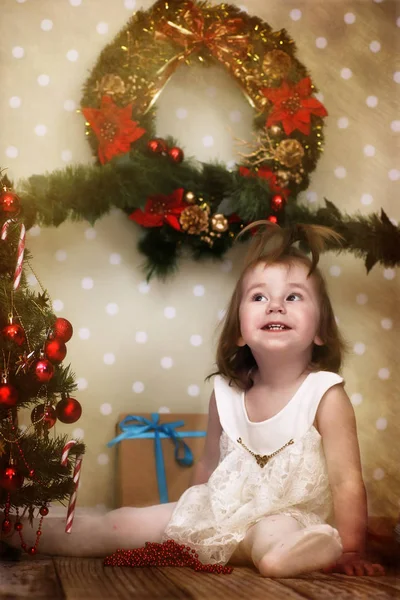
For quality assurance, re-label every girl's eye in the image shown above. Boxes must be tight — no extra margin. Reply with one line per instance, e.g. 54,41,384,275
252,293,267,302
286,293,302,301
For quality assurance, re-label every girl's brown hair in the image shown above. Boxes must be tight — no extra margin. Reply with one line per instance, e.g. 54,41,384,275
213,221,346,390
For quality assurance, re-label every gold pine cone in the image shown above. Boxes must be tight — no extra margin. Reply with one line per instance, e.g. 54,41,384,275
211,214,229,233
180,205,209,235
262,50,291,80
275,139,305,168
97,74,126,96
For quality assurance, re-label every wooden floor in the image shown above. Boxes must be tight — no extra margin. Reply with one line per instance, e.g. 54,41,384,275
1,556,399,600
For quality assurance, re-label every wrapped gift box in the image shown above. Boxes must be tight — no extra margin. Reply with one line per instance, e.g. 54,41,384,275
110,413,208,507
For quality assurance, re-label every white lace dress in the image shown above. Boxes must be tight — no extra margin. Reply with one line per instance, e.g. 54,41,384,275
162,370,343,564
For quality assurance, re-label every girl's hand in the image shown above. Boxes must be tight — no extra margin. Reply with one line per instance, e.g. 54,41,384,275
322,551,385,576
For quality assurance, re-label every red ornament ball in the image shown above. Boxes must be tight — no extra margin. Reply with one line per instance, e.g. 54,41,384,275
45,339,67,364
168,146,184,163
51,318,73,343
56,397,82,424
271,194,285,211
2,323,26,346
31,404,57,429
39,505,49,516
0,382,18,408
14,521,23,532
267,215,278,224
1,519,12,534
28,547,37,555
34,358,54,382
147,138,168,154
0,191,20,215
0,464,24,491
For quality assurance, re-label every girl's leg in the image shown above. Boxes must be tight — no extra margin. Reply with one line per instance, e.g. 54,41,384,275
2,503,177,557
233,514,342,577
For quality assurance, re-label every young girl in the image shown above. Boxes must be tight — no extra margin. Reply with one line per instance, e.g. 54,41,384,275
3,222,384,578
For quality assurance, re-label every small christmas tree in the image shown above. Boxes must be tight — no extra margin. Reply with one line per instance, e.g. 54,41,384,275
0,172,84,555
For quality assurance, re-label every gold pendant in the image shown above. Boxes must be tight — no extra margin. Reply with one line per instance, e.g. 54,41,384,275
237,437,294,468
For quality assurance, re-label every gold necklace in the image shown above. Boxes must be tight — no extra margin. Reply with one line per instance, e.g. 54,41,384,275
237,437,295,468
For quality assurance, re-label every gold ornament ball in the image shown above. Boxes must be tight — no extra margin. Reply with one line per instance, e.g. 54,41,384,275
184,191,196,204
211,214,229,233
275,139,305,168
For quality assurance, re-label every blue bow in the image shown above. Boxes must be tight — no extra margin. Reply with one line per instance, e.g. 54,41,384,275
108,413,206,503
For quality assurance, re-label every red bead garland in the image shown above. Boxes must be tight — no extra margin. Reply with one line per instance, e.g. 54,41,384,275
104,539,233,574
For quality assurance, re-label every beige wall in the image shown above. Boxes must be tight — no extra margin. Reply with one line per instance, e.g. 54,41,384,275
1,0,399,518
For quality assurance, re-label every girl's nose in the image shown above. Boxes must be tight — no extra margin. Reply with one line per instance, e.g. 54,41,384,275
267,300,286,314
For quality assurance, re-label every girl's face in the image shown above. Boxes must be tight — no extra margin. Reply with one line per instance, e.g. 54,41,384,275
238,261,324,357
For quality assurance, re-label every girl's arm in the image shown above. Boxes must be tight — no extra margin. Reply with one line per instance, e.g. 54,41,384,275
190,391,222,485
316,383,384,576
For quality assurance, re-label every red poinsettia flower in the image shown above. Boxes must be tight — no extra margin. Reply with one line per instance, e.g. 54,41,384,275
128,188,188,231
81,96,146,164
239,166,289,198
261,77,328,136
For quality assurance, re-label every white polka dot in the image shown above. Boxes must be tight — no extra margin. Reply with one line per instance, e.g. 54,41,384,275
388,169,400,181
28,225,41,237
206,86,217,98
193,285,205,297
69,0,82,6
344,12,356,24
55,250,67,261
109,253,121,265
218,309,226,321
390,218,398,227
176,108,188,119
16,0,27,3
229,110,242,123
360,193,373,206
52,299,64,312
135,331,147,343
220,259,232,273
190,335,203,347
369,41,381,53
5,146,18,159
64,99,76,111
66,49,79,62
383,268,395,280
334,166,346,179
226,160,236,171
34,124,47,137
61,150,72,162
394,72,400,84
366,95,378,108
124,0,136,8
353,342,366,355
329,265,341,277
97,454,109,466
72,428,84,439
397,16,400,27
81,277,94,290
100,403,112,415
27,273,37,286
164,306,176,319
356,293,368,305
138,281,150,294
315,37,327,49
106,303,119,316
12,46,24,59
161,356,173,369
373,0,384,3
41,19,53,31
381,318,393,330
37,74,50,86
132,381,144,393
202,136,214,148
103,353,115,365
376,418,387,431
350,393,363,406
96,22,109,34
337,117,349,129
314,92,324,103
9,96,21,108
340,68,352,80
391,120,400,132
363,145,375,157
77,377,88,391
378,368,390,380
84,227,96,240
78,327,90,340
187,385,200,397
373,468,385,481
290,9,302,21
238,5,248,12
158,406,171,413
306,191,317,203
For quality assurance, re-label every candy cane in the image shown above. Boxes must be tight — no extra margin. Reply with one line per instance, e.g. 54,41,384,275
61,440,77,466
1,219,26,290
61,440,83,534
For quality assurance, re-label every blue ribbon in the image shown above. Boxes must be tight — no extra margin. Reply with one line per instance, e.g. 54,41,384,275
107,413,206,504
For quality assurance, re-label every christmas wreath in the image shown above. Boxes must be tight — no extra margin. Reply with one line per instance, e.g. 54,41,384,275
2,0,399,278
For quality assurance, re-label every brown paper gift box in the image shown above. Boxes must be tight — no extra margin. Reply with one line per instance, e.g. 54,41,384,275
115,413,208,507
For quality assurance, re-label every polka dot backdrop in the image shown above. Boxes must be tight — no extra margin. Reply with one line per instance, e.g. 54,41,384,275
1,0,398,517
